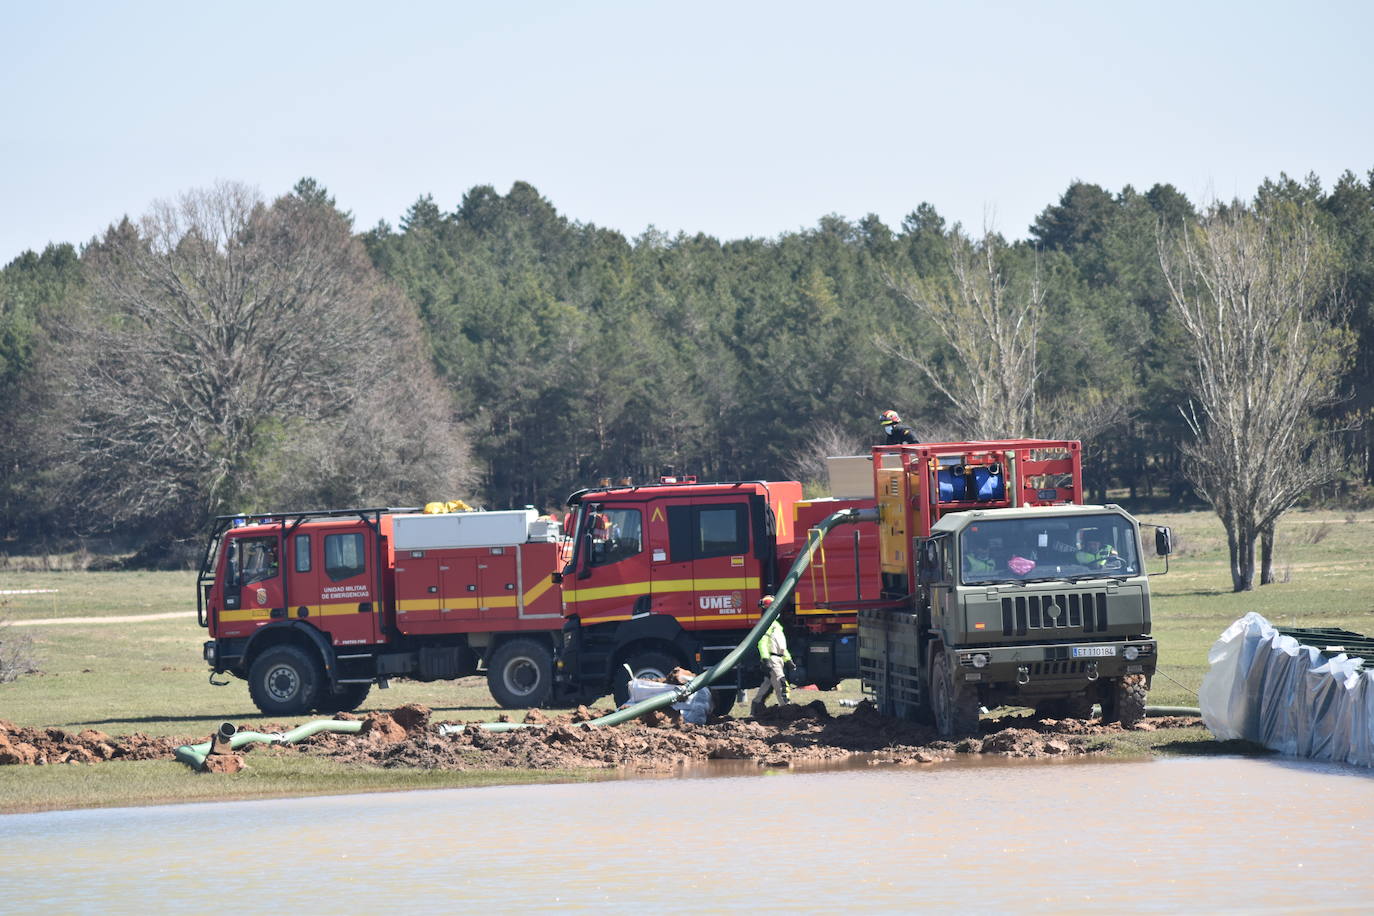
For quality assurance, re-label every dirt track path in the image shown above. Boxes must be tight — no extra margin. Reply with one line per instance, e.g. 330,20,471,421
8,611,193,627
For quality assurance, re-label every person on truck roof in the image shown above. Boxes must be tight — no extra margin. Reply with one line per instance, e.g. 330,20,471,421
880,409,919,445
751,599,793,716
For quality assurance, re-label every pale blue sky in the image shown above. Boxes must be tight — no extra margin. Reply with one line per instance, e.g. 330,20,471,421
2,0,1371,264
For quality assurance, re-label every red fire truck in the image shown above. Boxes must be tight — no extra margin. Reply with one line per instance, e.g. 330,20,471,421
197,480,879,716
552,476,879,712
198,507,570,715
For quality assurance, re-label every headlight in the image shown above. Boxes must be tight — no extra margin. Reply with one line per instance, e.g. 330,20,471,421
1123,646,1140,661
203,641,216,664
972,653,989,668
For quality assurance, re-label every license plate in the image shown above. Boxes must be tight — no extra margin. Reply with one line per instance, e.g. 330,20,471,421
1072,646,1117,658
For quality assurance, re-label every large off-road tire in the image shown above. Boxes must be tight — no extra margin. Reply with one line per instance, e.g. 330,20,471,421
1034,695,1095,721
316,682,371,714
1104,670,1148,725
248,645,325,717
1102,674,1148,727
931,651,980,738
487,639,554,709
611,649,680,707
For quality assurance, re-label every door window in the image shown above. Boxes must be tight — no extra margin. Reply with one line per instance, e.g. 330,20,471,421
231,537,279,585
325,532,366,581
589,508,642,567
294,534,312,573
697,506,747,558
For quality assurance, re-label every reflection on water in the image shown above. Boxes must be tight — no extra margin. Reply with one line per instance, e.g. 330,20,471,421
3,756,1372,912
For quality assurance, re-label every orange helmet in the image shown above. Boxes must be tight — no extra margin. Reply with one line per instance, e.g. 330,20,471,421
880,409,901,426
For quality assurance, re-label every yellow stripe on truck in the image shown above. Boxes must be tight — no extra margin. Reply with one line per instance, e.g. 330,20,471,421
561,577,759,602
219,603,363,623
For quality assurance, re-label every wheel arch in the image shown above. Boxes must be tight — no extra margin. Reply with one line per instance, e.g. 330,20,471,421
485,630,557,659
608,615,697,670
244,623,335,685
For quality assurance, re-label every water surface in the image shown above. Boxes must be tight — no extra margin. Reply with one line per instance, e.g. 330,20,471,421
3,756,1370,912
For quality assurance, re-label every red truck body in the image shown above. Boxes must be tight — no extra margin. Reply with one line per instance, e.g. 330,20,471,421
199,507,572,714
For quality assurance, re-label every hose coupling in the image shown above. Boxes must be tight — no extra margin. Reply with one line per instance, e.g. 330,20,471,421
210,722,237,756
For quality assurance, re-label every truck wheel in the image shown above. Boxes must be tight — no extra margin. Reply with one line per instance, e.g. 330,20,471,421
487,639,554,709
931,652,979,738
1034,695,1094,721
710,687,739,716
612,650,679,707
248,645,324,717
317,682,371,714
1102,674,1148,727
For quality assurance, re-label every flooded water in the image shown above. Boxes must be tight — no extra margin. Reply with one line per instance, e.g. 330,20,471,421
4,756,1372,912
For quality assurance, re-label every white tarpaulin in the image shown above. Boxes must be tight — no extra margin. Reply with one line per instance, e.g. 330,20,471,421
1200,611,1374,766
624,677,713,725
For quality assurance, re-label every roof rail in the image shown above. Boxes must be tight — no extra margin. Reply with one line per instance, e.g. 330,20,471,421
214,506,423,526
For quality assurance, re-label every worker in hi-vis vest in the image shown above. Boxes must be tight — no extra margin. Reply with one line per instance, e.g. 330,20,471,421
751,597,793,715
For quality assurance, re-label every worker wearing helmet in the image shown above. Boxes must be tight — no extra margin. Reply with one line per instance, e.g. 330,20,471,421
880,409,919,445
751,597,793,715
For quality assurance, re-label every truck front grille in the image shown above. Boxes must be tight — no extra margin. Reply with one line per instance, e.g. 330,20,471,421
1001,592,1107,636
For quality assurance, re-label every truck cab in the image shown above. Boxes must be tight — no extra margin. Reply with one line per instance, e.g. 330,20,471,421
556,478,800,707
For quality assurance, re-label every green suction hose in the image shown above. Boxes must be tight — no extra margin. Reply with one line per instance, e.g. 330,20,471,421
175,718,363,770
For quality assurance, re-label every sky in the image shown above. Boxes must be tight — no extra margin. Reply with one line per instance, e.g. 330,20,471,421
2,0,1372,264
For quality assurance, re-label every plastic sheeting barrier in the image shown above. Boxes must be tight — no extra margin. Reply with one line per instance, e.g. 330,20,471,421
624,678,712,725
1200,612,1374,766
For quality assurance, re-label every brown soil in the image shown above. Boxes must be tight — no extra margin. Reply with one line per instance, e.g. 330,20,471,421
281,701,1204,773
0,719,182,765
0,703,1205,772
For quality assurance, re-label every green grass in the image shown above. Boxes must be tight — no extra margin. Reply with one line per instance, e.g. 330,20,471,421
3,508,1370,812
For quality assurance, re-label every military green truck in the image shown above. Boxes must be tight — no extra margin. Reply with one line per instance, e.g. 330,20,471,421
856,440,1170,736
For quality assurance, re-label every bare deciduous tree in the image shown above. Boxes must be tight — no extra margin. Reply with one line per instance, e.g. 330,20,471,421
784,422,870,492
883,228,1044,438
63,181,473,541
1160,201,1353,591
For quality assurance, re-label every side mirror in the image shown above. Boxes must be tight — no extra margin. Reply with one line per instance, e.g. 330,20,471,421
551,571,564,584
1155,526,1173,557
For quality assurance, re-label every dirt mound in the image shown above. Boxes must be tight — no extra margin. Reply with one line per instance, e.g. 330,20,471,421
296,700,1197,773
0,719,181,766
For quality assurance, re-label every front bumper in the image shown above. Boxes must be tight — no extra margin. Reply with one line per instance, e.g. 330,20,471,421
953,638,1157,686
203,638,248,673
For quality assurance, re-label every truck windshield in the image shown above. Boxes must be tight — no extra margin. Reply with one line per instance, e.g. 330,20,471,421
959,513,1139,585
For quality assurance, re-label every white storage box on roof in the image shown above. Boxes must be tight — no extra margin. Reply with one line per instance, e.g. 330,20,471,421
392,509,537,550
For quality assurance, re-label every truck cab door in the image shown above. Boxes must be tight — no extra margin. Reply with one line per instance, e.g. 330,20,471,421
314,525,381,646
564,503,649,625
285,529,319,625
217,532,284,636
686,499,759,628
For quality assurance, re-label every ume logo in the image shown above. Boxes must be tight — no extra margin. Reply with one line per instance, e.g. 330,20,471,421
698,592,743,610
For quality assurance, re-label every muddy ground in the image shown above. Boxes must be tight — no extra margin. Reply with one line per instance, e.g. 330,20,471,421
0,701,1204,772
0,702,1206,772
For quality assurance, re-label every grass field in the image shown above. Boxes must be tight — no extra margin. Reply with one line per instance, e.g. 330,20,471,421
2,507,1370,812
